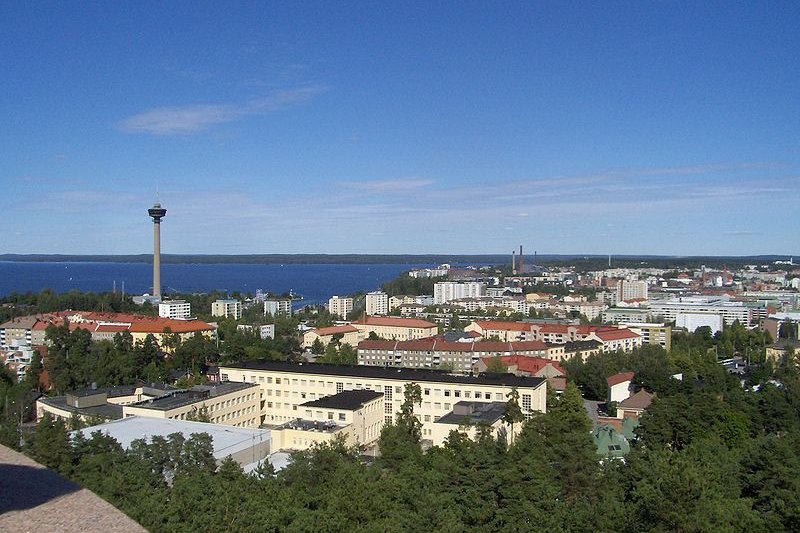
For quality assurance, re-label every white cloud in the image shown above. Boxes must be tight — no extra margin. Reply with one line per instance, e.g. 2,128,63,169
117,86,325,135
339,178,435,192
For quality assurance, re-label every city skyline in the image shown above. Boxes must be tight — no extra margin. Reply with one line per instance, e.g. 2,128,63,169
3,2,799,256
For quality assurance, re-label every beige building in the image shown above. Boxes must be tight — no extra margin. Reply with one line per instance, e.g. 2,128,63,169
328,296,354,319
365,291,389,316
429,401,518,446
264,298,293,317
158,300,191,319
623,323,671,351
302,325,362,348
464,320,534,342
36,383,174,423
218,361,548,439
122,382,261,428
358,338,549,373
271,389,384,451
351,316,438,341
211,299,243,319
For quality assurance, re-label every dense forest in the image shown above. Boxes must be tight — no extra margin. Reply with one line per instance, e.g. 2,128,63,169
19,359,800,532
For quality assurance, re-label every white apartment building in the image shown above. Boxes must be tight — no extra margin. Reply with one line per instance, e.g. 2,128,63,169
616,280,648,302
365,291,389,316
218,361,548,436
648,296,751,326
260,324,275,340
264,298,293,317
211,299,243,320
158,300,191,319
434,281,487,304
328,296,354,319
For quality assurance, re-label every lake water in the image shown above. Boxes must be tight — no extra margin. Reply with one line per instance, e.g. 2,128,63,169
0,262,422,305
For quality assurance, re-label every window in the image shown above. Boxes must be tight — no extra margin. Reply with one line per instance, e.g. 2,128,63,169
338,413,346,421
276,378,281,384
424,388,430,396
336,382,344,393
267,377,273,383
395,386,402,393
444,403,451,410
424,415,430,422
328,412,334,419
221,373,229,381
444,390,451,397
454,390,461,398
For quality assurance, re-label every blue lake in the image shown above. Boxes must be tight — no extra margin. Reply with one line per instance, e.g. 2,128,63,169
0,262,423,305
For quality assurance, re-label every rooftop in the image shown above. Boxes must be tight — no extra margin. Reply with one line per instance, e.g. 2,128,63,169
607,372,635,386
353,316,437,328
300,390,383,410
128,382,258,411
38,396,124,420
436,401,507,426
277,419,342,433
222,360,548,389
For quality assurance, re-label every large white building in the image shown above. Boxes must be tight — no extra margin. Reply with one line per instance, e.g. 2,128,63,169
328,296,354,319
211,299,243,320
434,282,487,304
264,298,293,317
648,296,751,326
616,280,648,302
218,361,548,441
158,300,191,319
365,291,389,316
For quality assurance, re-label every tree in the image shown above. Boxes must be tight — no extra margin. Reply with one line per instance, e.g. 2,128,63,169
502,388,524,445
186,405,211,423
485,357,508,374
311,337,325,355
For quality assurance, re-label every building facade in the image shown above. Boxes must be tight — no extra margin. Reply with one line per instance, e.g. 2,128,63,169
434,282,487,304
365,291,389,316
211,299,243,320
328,296,354,319
158,300,191,319
264,298,293,317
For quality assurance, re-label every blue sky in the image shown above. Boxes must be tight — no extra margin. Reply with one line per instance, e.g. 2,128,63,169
2,2,799,256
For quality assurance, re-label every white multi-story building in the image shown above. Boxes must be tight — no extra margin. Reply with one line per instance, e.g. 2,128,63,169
264,298,293,317
158,300,191,319
648,296,751,326
218,361,548,437
211,299,243,320
616,280,648,302
365,291,389,316
434,282,487,304
328,296,354,319
260,324,275,340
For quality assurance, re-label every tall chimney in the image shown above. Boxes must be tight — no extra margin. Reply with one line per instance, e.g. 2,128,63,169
519,245,523,274
512,251,516,275
148,202,167,300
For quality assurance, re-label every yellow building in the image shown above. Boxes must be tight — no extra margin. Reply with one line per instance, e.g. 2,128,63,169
122,382,261,428
271,389,384,451
351,316,438,341
302,325,362,348
219,360,548,442
36,383,174,423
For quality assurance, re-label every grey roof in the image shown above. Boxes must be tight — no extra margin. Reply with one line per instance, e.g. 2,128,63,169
225,360,547,389
277,419,341,433
436,401,507,426
128,381,258,411
300,390,383,410
38,396,123,420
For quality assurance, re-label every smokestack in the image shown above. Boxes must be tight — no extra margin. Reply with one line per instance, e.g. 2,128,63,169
512,251,516,275
519,245,523,274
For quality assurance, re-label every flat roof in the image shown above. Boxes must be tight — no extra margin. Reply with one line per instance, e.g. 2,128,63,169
436,401,507,426
300,390,383,410
128,381,258,411
223,360,547,389
277,419,341,433
75,417,270,459
38,396,123,420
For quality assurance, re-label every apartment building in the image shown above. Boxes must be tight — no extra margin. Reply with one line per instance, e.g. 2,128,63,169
616,280,648,302
303,325,362,348
365,291,389,316
648,296,751,326
351,316,438,341
264,298,293,317
434,281,487,304
328,296,354,319
211,299,243,319
218,361,548,436
122,382,261,428
158,300,191,319
36,383,175,423
622,323,672,351
357,338,549,373
464,320,534,342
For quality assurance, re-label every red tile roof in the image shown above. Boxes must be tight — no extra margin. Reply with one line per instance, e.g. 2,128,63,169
607,371,635,386
129,318,213,334
311,325,359,336
593,328,639,341
353,316,437,328
357,339,546,353
484,355,565,376
619,389,654,410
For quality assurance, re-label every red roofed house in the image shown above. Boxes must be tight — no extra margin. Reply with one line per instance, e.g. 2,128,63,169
474,355,565,378
607,372,635,404
351,316,438,341
303,325,361,348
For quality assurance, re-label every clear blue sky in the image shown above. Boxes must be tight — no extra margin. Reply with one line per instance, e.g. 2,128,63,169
2,2,799,256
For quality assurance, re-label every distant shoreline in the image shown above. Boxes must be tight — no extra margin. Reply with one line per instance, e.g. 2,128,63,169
0,253,794,265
